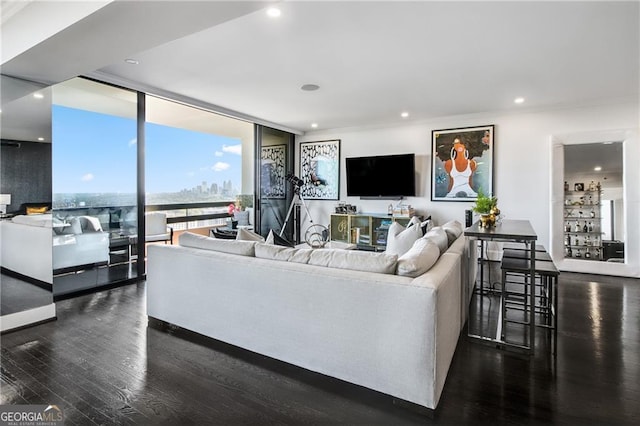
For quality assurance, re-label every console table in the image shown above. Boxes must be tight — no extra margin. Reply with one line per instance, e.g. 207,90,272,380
464,219,538,353
329,213,414,251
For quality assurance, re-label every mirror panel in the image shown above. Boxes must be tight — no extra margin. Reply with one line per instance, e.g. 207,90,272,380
550,129,640,278
0,75,55,332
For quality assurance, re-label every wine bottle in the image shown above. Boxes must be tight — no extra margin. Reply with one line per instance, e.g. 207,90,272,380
585,250,591,259
583,222,588,232
590,209,595,218
575,221,581,232
567,246,572,257
576,249,582,258
588,222,593,232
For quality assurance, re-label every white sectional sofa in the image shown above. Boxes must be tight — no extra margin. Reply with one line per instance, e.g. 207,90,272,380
147,224,475,411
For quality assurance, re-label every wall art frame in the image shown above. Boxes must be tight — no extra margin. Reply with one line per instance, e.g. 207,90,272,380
299,139,340,200
260,144,287,199
431,125,494,201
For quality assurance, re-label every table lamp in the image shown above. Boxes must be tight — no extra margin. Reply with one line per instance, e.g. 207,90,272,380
0,194,11,214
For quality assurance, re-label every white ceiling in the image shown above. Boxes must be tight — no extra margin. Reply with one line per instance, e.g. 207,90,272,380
1,0,639,135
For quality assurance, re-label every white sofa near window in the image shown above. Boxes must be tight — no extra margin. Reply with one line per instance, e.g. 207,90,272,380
147,230,473,410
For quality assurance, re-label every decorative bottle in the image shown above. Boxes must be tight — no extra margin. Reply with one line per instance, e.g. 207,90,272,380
583,222,588,232
564,181,569,191
575,221,581,232
590,208,595,218
576,249,582,258
588,222,593,232
585,250,591,259
567,246,572,257
589,181,596,191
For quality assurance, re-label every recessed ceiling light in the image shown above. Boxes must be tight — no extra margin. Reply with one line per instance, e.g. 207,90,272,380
301,84,320,91
401,112,409,118
594,166,602,171
37,137,44,141
124,58,139,65
33,93,44,99
514,97,525,104
267,7,281,18
311,123,318,128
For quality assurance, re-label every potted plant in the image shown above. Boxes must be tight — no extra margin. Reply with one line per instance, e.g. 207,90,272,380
472,190,499,228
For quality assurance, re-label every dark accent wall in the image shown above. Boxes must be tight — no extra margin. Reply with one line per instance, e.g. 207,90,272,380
0,140,52,213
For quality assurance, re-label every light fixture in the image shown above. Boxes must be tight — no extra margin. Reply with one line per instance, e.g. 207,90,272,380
514,97,525,104
594,166,602,171
267,7,281,18
0,194,11,215
301,84,320,91
124,58,139,65
311,123,318,128
401,112,409,118
37,137,44,141
33,93,44,99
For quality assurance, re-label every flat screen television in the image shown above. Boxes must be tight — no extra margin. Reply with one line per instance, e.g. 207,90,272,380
346,153,416,198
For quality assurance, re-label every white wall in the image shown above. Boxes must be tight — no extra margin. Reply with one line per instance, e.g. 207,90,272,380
296,101,638,269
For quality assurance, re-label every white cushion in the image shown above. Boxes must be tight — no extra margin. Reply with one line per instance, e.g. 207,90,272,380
308,249,398,275
178,232,256,256
423,226,449,254
441,220,463,246
255,243,312,264
406,216,432,235
385,221,422,257
396,238,441,277
235,227,265,242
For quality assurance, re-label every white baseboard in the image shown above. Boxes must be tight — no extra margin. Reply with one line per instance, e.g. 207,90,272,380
0,303,56,332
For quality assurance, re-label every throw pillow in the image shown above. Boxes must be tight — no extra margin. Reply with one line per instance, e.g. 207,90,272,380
396,238,440,277
308,249,398,275
179,232,256,256
61,217,82,235
235,227,265,242
255,243,312,264
423,226,448,254
265,229,294,247
407,215,433,235
441,220,463,246
385,221,422,257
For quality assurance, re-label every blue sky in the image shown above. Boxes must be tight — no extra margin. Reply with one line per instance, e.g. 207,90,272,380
52,105,242,194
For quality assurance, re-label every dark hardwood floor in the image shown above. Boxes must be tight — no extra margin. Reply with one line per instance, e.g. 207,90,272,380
1,272,639,425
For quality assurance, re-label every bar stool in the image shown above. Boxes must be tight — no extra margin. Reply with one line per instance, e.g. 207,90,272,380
502,249,553,262
500,256,559,354
502,242,547,252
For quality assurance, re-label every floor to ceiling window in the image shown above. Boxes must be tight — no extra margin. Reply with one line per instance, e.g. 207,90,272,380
145,96,254,233
48,77,285,298
52,78,138,297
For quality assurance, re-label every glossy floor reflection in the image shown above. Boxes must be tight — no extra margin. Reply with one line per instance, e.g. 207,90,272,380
53,262,139,299
0,273,52,315
1,273,639,424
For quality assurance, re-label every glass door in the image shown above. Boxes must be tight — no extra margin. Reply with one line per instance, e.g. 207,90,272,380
255,125,295,242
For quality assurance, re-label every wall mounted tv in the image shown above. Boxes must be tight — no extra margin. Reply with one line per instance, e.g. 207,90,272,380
345,153,416,199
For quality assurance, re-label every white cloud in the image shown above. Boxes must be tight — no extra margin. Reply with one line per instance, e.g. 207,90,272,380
81,173,94,182
212,162,230,172
222,144,242,155
215,151,223,157
128,138,137,147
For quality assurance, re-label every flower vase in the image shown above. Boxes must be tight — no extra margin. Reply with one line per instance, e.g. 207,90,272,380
480,213,496,228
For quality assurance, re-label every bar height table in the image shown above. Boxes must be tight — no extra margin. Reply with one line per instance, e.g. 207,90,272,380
464,219,538,354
